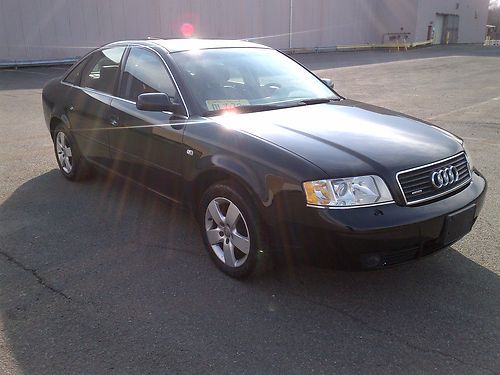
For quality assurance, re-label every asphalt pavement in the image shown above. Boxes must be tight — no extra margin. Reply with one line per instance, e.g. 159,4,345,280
0,45,499,374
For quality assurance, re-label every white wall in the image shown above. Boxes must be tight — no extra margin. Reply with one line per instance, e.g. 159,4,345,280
289,0,419,47
0,0,292,62
0,0,490,63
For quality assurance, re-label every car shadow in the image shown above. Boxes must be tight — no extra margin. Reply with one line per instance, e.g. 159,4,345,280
0,170,498,373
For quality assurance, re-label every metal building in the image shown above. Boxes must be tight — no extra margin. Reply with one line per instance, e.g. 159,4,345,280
0,0,489,65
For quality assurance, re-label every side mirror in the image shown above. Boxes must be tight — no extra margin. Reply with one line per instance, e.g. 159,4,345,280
136,93,177,112
321,78,334,89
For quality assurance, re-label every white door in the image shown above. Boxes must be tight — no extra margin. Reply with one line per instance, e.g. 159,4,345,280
433,15,444,44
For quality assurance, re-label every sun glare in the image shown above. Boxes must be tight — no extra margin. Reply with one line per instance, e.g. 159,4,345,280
180,23,195,37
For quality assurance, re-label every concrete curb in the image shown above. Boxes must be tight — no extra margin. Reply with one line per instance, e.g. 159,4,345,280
1,40,488,67
0,58,78,69
283,40,434,54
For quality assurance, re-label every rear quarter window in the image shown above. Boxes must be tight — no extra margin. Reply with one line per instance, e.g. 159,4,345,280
63,58,88,86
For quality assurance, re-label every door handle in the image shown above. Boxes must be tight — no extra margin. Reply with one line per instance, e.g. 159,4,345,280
109,115,119,127
68,105,74,112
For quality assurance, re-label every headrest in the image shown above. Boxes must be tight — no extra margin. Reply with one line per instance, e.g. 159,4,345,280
100,65,118,82
199,63,230,86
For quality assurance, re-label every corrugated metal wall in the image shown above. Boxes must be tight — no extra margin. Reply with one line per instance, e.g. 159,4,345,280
290,0,419,47
0,0,292,62
0,0,489,64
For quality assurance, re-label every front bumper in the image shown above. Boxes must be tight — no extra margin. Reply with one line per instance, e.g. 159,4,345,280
270,170,487,268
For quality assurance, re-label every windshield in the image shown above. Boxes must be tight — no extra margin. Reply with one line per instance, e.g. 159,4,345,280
170,48,339,115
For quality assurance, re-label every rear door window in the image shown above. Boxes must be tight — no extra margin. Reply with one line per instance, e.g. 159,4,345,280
118,47,178,103
80,47,125,95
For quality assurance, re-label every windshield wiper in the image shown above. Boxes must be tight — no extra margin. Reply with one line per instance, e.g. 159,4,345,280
204,104,288,117
203,98,341,116
297,97,340,105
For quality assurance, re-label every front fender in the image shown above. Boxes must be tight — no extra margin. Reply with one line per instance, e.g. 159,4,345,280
182,121,328,226
186,152,316,227
201,153,267,203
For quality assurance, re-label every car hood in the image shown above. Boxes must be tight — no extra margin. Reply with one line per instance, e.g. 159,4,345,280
213,100,463,180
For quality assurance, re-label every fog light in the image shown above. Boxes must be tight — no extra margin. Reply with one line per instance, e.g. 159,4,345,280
360,254,382,268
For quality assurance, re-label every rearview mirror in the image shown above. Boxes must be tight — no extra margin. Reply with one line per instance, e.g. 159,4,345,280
321,78,334,89
136,93,176,112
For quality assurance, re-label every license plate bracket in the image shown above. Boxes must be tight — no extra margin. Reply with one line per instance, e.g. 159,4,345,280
441,204,476,245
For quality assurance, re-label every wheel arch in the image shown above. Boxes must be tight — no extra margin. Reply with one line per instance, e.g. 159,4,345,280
188,152,308,230
191,166,264,214
192,164,274,255
49,115,70,140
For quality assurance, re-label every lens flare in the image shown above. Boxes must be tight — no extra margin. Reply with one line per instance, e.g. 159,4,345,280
180,23,195,37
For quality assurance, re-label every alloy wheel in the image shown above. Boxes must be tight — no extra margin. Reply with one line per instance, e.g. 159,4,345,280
204,197,251,267
56,131,73,174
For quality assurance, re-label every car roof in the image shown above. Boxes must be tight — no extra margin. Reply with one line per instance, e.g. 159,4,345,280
106,38,270,53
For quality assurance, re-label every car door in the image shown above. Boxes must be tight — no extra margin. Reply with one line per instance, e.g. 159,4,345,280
108,46,188,201
66,47,125,167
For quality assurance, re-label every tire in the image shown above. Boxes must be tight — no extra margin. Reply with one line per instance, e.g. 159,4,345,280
199,182,265,278
53,123,90,181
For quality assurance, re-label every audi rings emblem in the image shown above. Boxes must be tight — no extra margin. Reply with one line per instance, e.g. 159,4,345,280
431,166,460,189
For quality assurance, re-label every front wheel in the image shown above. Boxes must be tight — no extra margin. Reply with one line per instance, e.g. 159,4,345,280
199,183,263,278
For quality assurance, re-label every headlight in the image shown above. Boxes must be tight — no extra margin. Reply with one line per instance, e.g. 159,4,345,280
303,175,393,208
462,142,474,171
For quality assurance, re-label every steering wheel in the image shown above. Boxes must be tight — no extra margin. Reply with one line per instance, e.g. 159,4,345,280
264,82,282,91
262,82,282,99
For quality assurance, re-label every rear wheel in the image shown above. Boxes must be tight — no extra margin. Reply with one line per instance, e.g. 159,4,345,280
53,124,90,180
199,183,264,278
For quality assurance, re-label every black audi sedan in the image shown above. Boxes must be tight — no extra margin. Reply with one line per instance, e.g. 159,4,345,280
42,39,486,277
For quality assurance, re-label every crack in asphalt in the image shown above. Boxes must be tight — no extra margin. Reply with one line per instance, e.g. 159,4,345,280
283,286,497,374
428,96,500,121
453,121,500,127
0,250,71,301
0,245,496,373
0,238,495,373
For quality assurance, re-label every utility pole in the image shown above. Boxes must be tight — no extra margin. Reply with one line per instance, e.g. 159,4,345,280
289,0,294,49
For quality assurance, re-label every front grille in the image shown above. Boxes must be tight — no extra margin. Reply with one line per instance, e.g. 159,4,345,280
397,152,471,205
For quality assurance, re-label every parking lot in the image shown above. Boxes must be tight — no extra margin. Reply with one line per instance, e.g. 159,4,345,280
0,45,499,373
